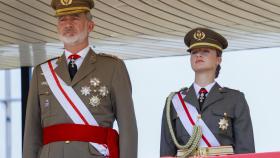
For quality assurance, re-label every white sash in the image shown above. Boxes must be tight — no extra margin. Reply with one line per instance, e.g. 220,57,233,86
172,92,220,147
41,59,108,156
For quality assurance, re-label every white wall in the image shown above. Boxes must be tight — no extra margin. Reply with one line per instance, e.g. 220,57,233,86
125,47,280,157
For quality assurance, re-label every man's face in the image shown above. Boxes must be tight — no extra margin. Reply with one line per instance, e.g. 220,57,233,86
190,47,221,73
57,13,94,45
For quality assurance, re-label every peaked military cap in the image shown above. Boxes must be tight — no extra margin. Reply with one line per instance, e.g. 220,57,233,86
51,0,95,16
184,28,228,52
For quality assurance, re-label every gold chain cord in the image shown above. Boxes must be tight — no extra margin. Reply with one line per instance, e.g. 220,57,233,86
166,92,202,158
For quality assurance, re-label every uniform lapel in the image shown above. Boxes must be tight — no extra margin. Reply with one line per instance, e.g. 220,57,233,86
201,83,224,112
183,85,200,111
70,49,97,87
54,53,71,85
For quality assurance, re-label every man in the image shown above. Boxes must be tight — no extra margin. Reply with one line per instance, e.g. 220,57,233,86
160,28,255,157
23,0,138,158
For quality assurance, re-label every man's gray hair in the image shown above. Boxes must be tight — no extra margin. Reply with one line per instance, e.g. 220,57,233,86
85,11,93,21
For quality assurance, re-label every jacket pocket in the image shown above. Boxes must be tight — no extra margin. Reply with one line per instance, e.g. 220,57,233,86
88,143,105,157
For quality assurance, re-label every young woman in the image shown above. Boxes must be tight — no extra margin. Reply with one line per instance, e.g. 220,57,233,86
160,28,255,157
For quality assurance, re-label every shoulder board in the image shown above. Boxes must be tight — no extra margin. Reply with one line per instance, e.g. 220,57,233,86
179,87,189,93
39,56,60,65
220,87,240,93
98,53,120,60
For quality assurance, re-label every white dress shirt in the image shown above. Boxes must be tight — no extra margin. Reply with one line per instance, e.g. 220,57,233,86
64,45,90,70
193,82,216,98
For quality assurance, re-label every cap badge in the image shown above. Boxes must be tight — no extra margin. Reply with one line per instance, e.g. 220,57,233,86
193,30,206,41
60,0,72,6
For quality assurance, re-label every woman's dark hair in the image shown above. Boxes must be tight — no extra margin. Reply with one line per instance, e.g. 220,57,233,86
215,50,222,78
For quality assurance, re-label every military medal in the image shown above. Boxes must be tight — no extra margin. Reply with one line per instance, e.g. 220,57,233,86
90,77,100,87
89,95,101,107
81,86,91,96
70,58,76,68
99,86,109,97
199,93,205,103
218,113,229,131
41,81,48,86
44,99,50,107
83,77,109,107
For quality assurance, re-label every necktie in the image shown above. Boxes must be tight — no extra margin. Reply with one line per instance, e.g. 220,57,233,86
68,54,81,80
198,88,208,110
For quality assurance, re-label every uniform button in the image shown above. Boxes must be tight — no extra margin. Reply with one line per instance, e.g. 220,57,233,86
65,140,70,144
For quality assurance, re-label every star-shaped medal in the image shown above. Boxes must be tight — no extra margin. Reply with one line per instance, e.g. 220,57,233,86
90,77,100,87
219,118,229,131
99,86,109,97
81,86,91,96
89,95,101,107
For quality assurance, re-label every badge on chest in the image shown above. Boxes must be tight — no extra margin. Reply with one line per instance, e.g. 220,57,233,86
218,113,229,131
80,77,109,107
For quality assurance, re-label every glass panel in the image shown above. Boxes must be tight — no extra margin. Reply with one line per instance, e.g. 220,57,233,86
10,101,22,158
0,70,5,100
10,69,21,99
0,102,6,158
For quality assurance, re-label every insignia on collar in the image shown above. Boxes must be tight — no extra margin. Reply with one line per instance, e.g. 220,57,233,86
218,113,229,131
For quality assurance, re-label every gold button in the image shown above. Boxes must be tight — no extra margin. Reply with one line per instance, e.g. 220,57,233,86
65,140,70,144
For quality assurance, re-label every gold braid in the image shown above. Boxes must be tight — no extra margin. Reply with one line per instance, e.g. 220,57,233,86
166,92,202,158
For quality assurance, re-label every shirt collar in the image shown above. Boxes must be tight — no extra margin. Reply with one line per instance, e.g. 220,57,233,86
193,81,216,97
64,45,90,60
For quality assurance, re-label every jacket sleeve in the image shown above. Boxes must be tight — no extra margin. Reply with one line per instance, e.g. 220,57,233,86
233,92,255,153
160,100,177,157
111,60,138,158
23,66,43,158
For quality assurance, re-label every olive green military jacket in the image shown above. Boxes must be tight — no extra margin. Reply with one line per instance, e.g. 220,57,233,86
23,49,138,158
160,83,255,156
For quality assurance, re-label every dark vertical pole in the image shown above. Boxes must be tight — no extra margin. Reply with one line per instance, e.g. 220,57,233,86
21,66,31,147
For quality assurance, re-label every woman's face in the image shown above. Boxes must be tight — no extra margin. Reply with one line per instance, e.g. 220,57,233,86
190,47,222,74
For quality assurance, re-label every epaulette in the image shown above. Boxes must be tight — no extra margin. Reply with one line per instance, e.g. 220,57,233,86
219,87,240,93
178,87,188,96
39,56,60,65
98,53,120,60
179,87,189,93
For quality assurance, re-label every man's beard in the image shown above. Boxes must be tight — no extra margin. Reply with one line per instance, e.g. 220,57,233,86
59,28,88,46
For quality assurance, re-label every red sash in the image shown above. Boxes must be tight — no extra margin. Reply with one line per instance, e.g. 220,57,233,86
43,124,119,158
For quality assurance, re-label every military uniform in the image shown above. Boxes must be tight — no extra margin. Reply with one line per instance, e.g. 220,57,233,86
23,1,137,157
23,49,138,158
160,83,255,156
160,28,255,157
